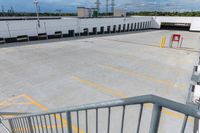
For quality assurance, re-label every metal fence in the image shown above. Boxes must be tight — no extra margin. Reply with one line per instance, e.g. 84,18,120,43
186,56,200,133
1,95,200,133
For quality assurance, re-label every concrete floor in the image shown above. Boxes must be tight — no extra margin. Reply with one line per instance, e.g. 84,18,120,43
0,30,199,133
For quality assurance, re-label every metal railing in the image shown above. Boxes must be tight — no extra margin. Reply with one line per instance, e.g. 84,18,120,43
1,95,200,133
186,56,200,133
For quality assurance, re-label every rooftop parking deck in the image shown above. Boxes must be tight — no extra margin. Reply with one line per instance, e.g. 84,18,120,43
0,30,199,132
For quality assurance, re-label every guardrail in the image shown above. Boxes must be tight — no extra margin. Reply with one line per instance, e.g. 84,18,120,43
187,57,200,105
1,95,200,133
187,56,200,133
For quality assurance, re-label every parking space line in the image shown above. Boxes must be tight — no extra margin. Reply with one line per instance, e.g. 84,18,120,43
99,64,188,90
144,104,193,122
0,102,32,109
22,94,84,133
72,76,127,98
0,94,25,105
0,94,84,133
97,49,190,75
22,94,49,111
0,94,32,109
72,75,193,123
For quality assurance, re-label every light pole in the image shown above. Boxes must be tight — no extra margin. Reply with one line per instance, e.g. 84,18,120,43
34,0,40,27
96,0,100,12
1,5,5,16
124,7,127,20
154,1,157,17
106,0,109,16
111,0,115,15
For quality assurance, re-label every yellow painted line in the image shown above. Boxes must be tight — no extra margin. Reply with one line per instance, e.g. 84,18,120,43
144,104,193,123
22,94,49,112
22,94,84,133
0,102,33,109
99,64,188,90
1,102,32,105
0,94,33,109
72,76,127,98
72,75,193,123
148,63,189,76
0,94,84,133
0,94,25,106
97,42,190,75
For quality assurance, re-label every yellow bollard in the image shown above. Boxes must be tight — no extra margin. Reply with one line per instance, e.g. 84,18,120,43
160,36,166,48
162,36,166,48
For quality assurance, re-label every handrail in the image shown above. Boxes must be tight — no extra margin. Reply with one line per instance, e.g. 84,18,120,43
0,112,29,116
2,95,200,120
1,95,200,133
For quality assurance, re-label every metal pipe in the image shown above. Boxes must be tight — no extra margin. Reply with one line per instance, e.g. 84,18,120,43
86,110,88,133
3,95,200,120
149,104,162,133
77,111,80,133
96,109,98,133
136,104,143,133
27,117,34,133
180,115,188,133
0,124,12,133
60,113,64,133
107,107,111,133
120,106,125,133
67,112,72,133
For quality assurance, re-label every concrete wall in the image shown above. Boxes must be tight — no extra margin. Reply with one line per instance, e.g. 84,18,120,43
0,18,78,38
1,16,200,39
80,16,152,32
152,16,200,31
0,16,152,38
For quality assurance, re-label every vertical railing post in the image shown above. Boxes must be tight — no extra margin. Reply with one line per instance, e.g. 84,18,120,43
67,111,72,133
149,104,162,133
180,115,188,133
194,118,199,133
8,119,15,133
136,104,143,133
27,117,34,133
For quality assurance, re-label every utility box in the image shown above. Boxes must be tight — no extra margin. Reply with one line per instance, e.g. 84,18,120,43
77,7,97,18
114,9,126,17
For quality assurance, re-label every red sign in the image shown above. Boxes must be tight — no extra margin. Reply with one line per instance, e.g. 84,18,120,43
172,34,181,43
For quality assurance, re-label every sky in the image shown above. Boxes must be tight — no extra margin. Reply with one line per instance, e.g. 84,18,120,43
1,0,200,13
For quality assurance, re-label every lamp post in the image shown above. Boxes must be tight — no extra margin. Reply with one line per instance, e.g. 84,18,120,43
34,0,40,27
154,1,157,17
106,0,109,16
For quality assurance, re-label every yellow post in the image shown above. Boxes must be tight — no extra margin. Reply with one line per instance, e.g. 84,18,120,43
162,36,166,48
160,36,166,48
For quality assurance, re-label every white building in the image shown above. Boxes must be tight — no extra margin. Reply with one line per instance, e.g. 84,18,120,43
114,9,126,17
77,7,97,18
